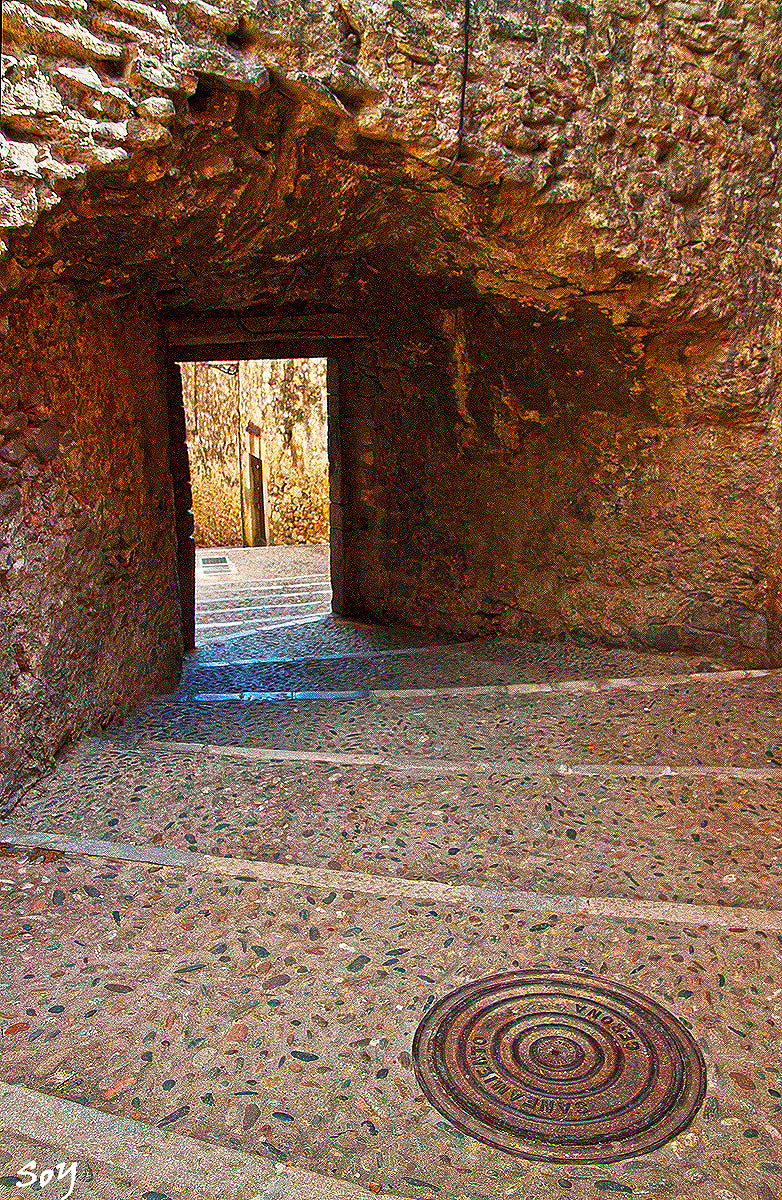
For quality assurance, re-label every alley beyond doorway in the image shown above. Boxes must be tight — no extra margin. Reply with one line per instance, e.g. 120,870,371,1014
195,545,331,644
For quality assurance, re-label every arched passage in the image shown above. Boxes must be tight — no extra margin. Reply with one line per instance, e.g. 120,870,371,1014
2,16,781,792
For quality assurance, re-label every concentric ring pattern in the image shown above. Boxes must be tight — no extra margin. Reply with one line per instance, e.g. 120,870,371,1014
412,970,706,1163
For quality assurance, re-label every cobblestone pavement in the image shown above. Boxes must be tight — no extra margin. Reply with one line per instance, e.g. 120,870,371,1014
10,740,782,908
195,546,331,642
1,551,781,1200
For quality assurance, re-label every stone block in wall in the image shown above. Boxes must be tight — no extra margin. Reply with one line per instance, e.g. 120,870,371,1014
25,419,59,461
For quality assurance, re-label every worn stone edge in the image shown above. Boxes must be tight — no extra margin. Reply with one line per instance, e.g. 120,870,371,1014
142,737,782,781
197,614,332,643
0,1081,416,1200
1,826,781,931
156,666,779,704
368,667,777,699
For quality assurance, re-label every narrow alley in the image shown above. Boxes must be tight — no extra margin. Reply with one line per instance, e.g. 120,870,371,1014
4,0,782,1192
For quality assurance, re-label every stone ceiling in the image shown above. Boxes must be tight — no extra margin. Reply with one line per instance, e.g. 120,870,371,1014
1,0,779,358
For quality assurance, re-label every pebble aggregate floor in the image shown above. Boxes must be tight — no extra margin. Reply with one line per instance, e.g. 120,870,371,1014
1,548,781,1200
0,853,780,1200
125,681,782,770
12,742,782,908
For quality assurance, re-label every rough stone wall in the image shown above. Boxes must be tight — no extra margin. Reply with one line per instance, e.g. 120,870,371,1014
339,294,780,665
2,0,780,300
180,360,243,547
180,358,328,546
241,357,329,545
0,284,181,800
1,0,781,670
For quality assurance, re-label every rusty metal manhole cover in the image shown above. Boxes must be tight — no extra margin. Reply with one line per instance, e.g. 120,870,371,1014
412,969,706,1163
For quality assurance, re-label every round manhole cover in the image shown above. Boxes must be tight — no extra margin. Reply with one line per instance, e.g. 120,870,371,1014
412,969,706,1163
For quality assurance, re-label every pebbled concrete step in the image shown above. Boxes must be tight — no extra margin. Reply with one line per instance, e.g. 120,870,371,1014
0,1081,404,1200
0,848,777,1200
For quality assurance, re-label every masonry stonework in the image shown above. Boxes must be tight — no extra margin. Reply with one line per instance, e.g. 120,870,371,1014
0,284,181,797
181,360,243,547
1,0,781,780
340,309,780,664
243,357,330,547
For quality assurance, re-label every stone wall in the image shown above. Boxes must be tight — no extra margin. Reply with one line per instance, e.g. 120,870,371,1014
242,357,329,546
180,357,328,547
338,292,780,666
1,0,781,724
0,284,181,800
180,360,242,547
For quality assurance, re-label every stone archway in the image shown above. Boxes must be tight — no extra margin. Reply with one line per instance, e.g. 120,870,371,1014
2,0,781,791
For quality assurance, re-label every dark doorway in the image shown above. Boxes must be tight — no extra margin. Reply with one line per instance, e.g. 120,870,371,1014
247,423,268,547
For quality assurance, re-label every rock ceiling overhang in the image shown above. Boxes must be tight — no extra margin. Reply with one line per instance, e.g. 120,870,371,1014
0,0,779,344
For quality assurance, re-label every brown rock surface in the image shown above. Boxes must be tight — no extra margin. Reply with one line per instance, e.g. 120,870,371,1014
181,359,244,547
241,357,330,546
1,0,781,782
0,285,180,798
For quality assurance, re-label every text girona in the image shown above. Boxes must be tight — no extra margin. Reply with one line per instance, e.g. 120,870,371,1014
574,1004,641,1049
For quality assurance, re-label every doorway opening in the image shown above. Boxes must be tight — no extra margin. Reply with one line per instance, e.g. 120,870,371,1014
175,356,334,646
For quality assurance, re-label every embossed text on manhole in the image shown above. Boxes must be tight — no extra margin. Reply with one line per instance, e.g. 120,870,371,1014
412,970,706,1162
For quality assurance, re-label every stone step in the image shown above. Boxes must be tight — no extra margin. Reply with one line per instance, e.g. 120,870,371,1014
126,674,782,771
15,728,782,909
197,582,331,606
195,613,333,644
197,601,332,633
0,843,774,1200
179,659,774,704
196,597,333,618
0,1081,399,1200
